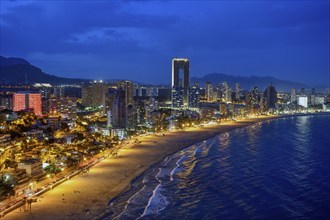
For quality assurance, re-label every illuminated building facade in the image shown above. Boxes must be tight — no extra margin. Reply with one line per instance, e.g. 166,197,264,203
189,82,201,108
222,82,232,103
250,86,259,105
298,96,308,108
0,94,13,110
235,83,240,100
172,58,189,108
48,96,77,119
172,86,184,108
13,92,42,115
82,81,108,110
17,158,43,177
117,80,134,106
205,82,213,102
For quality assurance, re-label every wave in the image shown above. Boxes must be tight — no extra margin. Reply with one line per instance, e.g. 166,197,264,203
140,183,169,218
106,115,330,219
170,154,188,181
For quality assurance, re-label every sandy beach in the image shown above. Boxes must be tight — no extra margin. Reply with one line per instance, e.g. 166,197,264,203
3,115,282,220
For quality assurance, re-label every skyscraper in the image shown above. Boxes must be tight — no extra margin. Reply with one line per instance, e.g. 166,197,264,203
172,86,184,108
82,81,108,110
117,81,134,106
300,88,306,95
172,58,189,108
263,85,278,109
189,82,201,108
13,92,42,115
205,82,213,102
0,94,13,110
222,82,231,103
48,96,77,119
250,86,259,105
235,83,240,100
216,83,222,101
112,88,126,128
290,88,296,103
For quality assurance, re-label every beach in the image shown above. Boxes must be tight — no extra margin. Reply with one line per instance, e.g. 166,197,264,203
3,115,281,220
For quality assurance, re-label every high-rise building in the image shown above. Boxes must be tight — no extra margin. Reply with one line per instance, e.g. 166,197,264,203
172,58,189,108
250,86,259,105
235,83,240,100
107,110,113,128
53,87,65,97
135,99,147,125
172,86,184,108
212,90,218,102
126,104,137,130
315,96,325,105
48,96,77,119
112,88,126,128
311,88,316,95
222,82,231,103
105,88,116,114
138,86,147,97
290,88,297,103
13,92,42,115
117,81,134,106
216,83,222,101
82,81,108,109
189,82,201,108
34,83,52,98
298,96,308,108
0,94,13,110
205,82,213,102
300,88,306,95
263,85,278,109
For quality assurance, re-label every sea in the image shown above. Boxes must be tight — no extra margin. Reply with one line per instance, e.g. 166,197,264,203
105,114,330,220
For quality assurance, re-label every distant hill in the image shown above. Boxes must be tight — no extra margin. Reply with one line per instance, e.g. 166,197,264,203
191,73,315,92
0,56,89,85
0,56,30,66
1,56,328,92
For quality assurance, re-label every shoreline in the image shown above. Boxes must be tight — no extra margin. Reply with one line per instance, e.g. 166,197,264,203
3,113,329,220
98,114,284,219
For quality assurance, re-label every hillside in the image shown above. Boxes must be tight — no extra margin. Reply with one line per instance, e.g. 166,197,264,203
0,56,88,85
191,73,311,92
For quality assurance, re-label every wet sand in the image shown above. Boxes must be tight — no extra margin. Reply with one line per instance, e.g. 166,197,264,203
4,115,281,220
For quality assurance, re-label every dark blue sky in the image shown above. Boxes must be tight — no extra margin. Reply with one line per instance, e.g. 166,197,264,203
0,0,329,86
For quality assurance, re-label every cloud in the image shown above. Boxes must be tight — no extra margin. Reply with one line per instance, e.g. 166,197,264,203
0,1,179,55
0,0,328,85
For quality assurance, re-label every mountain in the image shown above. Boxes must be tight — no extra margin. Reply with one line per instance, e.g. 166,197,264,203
0,56,88,85
0,56,30,66
191,73,313,92
1,56,328,92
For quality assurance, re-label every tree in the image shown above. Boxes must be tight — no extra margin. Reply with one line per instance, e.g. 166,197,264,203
44,164,60,174
0,173,15,197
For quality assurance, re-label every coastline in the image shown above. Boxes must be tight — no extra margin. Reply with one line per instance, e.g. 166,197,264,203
3,113,327,220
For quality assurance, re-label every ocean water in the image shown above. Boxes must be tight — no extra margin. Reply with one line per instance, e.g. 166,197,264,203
105,114,330,220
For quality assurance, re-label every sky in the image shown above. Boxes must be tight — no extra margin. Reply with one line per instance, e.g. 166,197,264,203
0,0,329,86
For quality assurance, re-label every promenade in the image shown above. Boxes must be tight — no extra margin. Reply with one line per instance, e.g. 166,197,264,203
3,116,280,220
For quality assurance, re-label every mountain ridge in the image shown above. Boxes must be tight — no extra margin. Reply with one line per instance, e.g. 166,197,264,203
190,73,314,92
1,56,328,92
0,56,89,85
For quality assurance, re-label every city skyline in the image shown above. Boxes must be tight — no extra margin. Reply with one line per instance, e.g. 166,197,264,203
1,1,329,86
1,1,330,219
1,41,330,219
